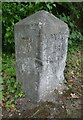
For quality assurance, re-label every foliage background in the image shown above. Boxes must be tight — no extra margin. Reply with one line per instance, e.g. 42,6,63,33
2,2,82,53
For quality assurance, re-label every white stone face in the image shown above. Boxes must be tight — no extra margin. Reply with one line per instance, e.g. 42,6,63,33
14,10,69,103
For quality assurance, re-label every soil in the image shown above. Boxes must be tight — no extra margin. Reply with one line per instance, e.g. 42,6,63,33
2,84,82,119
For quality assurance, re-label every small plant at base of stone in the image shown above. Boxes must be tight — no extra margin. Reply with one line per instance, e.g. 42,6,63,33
2,54,25,111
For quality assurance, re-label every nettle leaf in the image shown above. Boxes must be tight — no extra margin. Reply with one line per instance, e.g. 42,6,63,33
69,22,74,27
47,3,52,10
11,104,15,108
5,101,11,107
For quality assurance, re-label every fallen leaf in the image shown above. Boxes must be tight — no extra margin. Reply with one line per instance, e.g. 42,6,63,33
19,113,21,116
71,71,74,74
72,75,76,79
9,114,13,117
70,93,79,98
67,80,73,83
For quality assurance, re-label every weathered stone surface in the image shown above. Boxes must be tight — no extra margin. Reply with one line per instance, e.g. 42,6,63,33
14,10,69,103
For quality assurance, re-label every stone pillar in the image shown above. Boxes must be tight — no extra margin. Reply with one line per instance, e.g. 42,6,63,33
14,10,69,103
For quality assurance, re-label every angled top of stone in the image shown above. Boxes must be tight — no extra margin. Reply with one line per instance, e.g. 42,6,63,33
15,10,68,28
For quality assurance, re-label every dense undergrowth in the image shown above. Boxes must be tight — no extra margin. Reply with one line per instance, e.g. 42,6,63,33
2,54,25,111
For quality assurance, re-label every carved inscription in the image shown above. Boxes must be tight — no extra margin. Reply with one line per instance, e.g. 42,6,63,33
22,37,32,53
46,33,64,63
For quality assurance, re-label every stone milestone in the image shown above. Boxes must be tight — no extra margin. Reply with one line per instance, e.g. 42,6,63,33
14,10,69,103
